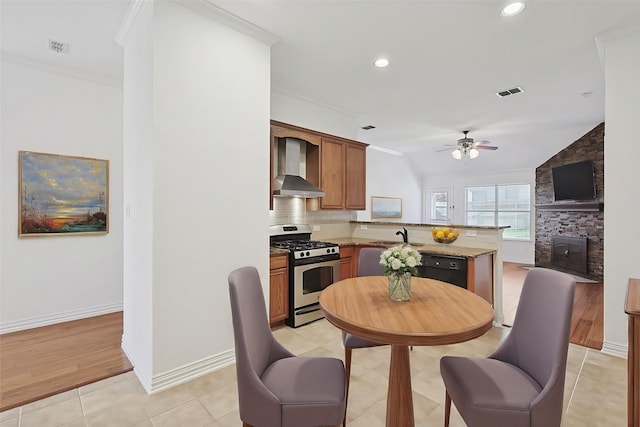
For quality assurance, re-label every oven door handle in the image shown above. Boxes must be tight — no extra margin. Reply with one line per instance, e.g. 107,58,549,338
296,305,322,315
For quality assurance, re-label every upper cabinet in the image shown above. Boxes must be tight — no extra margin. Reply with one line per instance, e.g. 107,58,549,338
270,120,367,210
319,137,367,210
319,137,345,209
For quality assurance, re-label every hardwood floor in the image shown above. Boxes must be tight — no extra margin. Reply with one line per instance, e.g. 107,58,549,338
0,264,604,412
0,312,132,412
502,262,604,350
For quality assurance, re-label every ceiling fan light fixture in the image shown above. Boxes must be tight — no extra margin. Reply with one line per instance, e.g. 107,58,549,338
501,2,525,17
452,148,462,160
469,148,480,159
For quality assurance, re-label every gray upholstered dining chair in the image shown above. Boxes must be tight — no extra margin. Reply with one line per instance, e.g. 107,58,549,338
342,247,386,425
440,267,576,427
229,266,346,427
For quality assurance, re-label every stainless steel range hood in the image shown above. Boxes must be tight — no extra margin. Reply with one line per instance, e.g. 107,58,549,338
273,138,325,198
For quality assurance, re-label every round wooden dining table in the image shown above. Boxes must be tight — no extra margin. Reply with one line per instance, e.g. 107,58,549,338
319,276,494,427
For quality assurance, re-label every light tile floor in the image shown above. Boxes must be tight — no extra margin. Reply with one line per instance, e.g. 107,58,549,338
0,319,626,427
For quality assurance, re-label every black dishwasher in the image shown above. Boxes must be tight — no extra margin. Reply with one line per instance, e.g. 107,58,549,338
417,254,467,288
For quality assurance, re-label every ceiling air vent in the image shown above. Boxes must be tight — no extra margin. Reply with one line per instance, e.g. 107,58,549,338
48,39,69,54
496,86,523,98
361,125,376,130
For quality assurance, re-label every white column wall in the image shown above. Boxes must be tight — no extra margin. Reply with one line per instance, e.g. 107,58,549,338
151,1,270,376
602,28,640,356
120,0,155,386
120,1,271,391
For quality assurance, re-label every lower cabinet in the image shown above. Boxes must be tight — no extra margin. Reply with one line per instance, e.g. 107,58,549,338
467,253,494,305
339,246,355,280
269,255,288,326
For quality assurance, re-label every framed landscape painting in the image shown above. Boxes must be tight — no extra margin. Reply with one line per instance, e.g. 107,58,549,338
371,196,402,219
19,151,109,236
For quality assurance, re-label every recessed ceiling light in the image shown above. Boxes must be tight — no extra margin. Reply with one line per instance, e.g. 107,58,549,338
374,58,389,68
501,2,525,17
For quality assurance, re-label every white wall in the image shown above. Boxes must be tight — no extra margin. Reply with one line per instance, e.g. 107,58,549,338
271,90,357,139
0,59,123,333
120,0,154,388
602,28,640,356
361,149,423,223
423,168,536,264
120,1,271,391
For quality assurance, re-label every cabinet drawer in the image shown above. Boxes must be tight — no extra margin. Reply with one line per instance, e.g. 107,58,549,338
270,255,288,270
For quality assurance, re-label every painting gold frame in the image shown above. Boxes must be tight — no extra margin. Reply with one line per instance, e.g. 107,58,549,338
19,151,109,237
371,196,402,219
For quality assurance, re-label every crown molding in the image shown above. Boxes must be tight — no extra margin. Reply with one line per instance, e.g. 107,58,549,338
1,51,122,87
174,0,279,46
594,23,640,73
272,86,358,119
114,0,150,47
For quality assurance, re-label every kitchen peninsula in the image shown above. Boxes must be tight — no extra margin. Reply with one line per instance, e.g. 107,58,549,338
313,221,508,326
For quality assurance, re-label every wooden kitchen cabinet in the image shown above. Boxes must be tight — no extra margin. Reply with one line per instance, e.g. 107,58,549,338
269,255,289,326
320,137,346,209
345,142,367,209
320,137,367,210
467,253,494,305
339,246,355,280
269,120,368,211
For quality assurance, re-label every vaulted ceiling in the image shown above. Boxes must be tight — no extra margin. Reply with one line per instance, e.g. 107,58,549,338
3,1,639,176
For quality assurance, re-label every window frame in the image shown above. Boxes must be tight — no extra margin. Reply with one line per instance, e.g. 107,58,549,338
465,183,532,241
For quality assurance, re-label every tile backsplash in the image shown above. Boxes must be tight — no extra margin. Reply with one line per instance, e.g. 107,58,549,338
269,197,356,226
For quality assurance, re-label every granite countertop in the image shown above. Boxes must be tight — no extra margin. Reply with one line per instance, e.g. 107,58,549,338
350,220,510,230
269,247,289,257
324,237,495,258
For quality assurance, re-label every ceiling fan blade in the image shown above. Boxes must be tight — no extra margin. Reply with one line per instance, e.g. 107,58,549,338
435,147,455,152
476,145,498,150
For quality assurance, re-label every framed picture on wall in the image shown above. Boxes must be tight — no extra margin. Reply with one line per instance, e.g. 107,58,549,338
19,151,109,237
371,196,402,219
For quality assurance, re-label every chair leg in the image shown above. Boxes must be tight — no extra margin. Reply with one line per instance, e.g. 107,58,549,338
343,347,352,427
444,391,451,427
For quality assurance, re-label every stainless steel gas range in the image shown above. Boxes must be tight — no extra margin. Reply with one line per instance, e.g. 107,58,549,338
269,224,340,327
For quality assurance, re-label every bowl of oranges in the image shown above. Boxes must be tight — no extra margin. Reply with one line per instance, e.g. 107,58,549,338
432,227,459,244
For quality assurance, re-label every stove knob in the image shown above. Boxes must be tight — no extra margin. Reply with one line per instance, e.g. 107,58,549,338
299,252,305,257
326,248,331,254
306,251,310,257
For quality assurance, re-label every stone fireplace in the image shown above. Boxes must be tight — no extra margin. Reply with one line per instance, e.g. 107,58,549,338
534,123,604,281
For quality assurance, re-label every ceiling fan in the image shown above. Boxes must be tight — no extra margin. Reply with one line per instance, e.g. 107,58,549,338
437,130,498,159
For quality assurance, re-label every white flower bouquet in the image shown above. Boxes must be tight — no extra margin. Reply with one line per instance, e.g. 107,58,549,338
379,244,423,276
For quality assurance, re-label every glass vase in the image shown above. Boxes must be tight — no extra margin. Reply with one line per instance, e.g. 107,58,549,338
388,272,411,301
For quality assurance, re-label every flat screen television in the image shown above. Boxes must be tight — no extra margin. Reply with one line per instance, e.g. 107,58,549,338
551,160,596,201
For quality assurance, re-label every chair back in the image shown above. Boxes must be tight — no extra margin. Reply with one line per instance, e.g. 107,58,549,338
358,247,385,276
491,267,575,425
229,266,286,425
229,266,273,377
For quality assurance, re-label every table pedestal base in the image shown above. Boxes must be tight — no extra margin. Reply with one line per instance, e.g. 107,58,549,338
386,345,414,427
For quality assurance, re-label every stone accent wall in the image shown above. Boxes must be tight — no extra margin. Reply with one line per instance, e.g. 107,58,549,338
535,123,604,281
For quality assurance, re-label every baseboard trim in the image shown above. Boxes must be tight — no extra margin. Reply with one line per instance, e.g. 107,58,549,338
0,303,123,334
149,350,236,394
601,340,627,359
